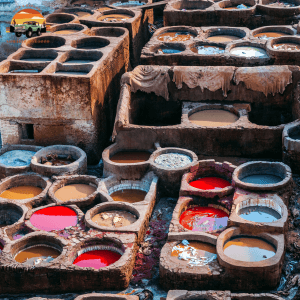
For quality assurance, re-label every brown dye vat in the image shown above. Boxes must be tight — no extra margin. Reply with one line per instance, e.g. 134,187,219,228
158,32,195,42
273,42,300,50
223,237,276,262
207,35,240,42
254,32,287,39
91,210,137,227
98,14,132,22
111,189,147,203
54,184,96,201
189,110,238,127
0,186,43,200
110,151,151,163
54,29,80,34
15,245,60,265
76,11,92,18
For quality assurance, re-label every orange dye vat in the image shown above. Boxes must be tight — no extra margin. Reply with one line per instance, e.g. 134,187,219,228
189,176,231,190
0,186,43,200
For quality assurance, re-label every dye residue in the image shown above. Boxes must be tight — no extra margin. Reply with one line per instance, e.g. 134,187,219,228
111,189,147,203
41,154,75,166
0,150,36,167
98,14,132,22
73,250,121,269
254,32,287,39
192,45,225,55
189,176,231,190
171,240,217,266
158,32,195,42
15,245,60,265
110,151,151,163
238,206,281,222
223,237,276,262
241,174,283,184
92,210,137,227
180,206,229,232
12,227,33,240
154,153,192,169
30,206,77,231
207,35,240,42
54,184,96,201
189,110,238,127
230,46,269,58
0,186,43,200
273,43,300,51
54,29,80,34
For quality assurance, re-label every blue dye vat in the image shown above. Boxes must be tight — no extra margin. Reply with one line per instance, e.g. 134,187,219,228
160,49,182,54
241,174,283,184
0,150,36,167
238,206,281,222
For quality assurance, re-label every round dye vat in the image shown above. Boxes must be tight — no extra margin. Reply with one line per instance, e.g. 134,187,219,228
30,206,77,231
0,150,36,167
180,206,229,232
172,241,217,266
189,176,231,190
98,14,132,22
111,189,147,203
273,43,300,51
223,237,276,262
207,35,240,42
54,184,96,201
254,32,287,39
230,46,268,58
238,206,281,222
15,245,60,265
158,32,195,42
189,110,238,127
73,249,121,269
54,29,80,34
241,174,282,184
110,151,151,163
0,186,43,200
154,153,192,169
91,210,137,227
192,45,225,55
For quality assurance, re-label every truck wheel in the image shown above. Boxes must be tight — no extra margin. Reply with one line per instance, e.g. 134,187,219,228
15,32,22,37
36,29,41,36
26,29,32,38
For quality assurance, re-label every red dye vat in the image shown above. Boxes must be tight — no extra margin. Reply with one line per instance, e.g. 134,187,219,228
180,206,229,232
189,176,231,190
30,206,77,231
73,250,121,269
0,243,3,251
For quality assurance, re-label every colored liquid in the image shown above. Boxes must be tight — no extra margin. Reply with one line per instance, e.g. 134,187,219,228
9,70,40,73
15,245,60,265
180,206,229,232
241,174,283,184
189,110,238,127
54,29,79,34
189,176,231,190
157,48,183,54
92,210,137,227
273,43,300,51
73,249,121,269
98,14,132,22
0,150,36,167
223,237,276,262
191,45,225,54
30,206,78,231
230,46,269,58
238,206,281,222
0,186,43,200
113,1,146,7
20,58,53,62
207,35,240,42
55,71,89,75
110,151,151,163
54,184,96,201
76,11,92,17
289,131,300,139
254,32,287,39
111,189,147,203
0,244,3,251
64,59,95,64
158,32,195,42
224,4,249,9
